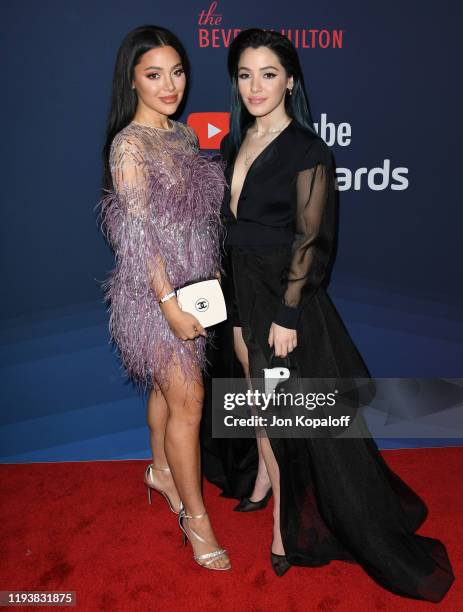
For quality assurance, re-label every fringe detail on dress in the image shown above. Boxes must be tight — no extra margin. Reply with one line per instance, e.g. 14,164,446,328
97,140,226,391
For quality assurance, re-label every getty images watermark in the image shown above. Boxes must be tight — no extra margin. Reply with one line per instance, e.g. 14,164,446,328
223,388,351,430
211,376,463,439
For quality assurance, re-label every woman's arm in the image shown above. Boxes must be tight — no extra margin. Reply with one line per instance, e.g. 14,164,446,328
269,138,334,355
104,134,173,299
102,134,205,339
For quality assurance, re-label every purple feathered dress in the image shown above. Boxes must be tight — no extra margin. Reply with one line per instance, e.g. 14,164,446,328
99,121,225,389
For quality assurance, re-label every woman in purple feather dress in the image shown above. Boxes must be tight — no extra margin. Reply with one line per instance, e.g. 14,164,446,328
99,25,230,571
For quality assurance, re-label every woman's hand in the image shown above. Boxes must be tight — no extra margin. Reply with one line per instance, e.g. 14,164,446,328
268,322,297,358
160,300,206,340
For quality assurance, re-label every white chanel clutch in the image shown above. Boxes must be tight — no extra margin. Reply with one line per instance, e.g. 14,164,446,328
176,279,227,328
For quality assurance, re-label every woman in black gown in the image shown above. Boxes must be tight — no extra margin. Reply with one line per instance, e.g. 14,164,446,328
201,29,454,602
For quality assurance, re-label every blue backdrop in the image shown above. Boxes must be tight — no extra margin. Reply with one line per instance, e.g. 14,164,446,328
1,1,462,462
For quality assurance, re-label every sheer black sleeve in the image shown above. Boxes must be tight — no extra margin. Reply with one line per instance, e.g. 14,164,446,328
273,138,335,329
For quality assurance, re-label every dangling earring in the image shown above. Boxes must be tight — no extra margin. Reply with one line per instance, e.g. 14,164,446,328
287,87,293,96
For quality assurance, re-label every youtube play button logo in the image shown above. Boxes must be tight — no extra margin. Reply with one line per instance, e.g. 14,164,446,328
187,112,230,150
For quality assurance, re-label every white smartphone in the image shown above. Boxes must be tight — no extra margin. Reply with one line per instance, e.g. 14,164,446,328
263,366,291,394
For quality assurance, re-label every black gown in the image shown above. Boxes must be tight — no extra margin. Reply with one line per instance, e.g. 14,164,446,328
200,119,454,602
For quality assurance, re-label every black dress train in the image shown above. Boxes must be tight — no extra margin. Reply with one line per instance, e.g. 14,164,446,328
201,119,454,602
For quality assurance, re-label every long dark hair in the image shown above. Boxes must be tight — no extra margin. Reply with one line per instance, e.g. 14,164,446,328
226,28,316,160
102,25,190,190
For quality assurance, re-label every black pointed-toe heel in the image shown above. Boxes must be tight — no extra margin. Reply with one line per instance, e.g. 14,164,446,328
233,488,273,512
271,552,291,577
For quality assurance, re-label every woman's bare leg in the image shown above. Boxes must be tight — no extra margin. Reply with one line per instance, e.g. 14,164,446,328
258,435,284,555
158,354,230,569
146,386,182,513
233,327,284,554
233,326,271,502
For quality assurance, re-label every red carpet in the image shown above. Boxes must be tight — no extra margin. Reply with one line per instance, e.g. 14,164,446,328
1,447,461,611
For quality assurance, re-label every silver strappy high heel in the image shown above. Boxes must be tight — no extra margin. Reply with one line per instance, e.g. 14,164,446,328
143,463,184,515
178,509,231,571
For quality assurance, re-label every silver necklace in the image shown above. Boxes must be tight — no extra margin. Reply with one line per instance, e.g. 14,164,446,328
244,118,291,168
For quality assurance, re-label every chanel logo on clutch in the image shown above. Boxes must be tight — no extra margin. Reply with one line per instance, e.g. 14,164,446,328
195,298,209,312
176,279,226,328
